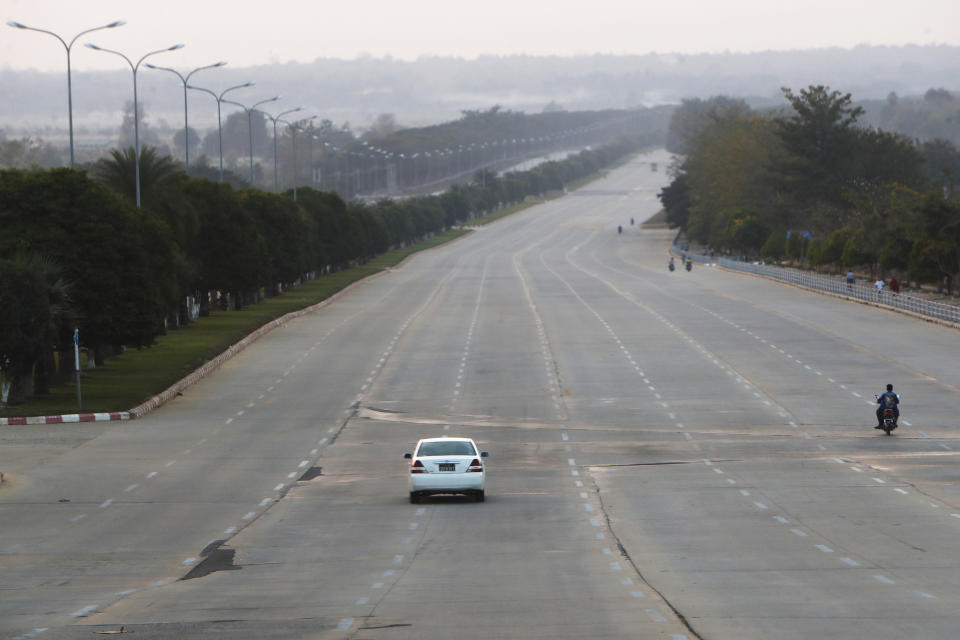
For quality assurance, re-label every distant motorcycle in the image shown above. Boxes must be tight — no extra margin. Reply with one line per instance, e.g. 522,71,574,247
875,395,899,435
685,259,692,272
668,259,675,272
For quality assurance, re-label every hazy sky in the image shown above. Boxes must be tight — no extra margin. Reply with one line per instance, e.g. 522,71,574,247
3,0,960,73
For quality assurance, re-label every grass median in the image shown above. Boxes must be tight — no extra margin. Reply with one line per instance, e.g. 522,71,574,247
1,228,469,418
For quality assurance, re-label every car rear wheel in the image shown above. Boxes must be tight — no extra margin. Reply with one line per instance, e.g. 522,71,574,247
474,490,485,502
409,492,419,504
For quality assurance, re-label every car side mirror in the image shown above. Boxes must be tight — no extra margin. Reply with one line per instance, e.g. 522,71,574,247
481,451,489,458
404,453,412,459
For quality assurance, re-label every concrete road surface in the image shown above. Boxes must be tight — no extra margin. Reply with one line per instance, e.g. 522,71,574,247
2,149,959,639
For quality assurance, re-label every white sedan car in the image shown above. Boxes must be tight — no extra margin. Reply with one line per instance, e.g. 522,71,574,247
404,437,488,503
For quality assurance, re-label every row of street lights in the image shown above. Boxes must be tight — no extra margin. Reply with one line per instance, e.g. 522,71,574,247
7,19,311,207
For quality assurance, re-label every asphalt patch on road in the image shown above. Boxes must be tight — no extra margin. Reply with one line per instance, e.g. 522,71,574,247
300,466,323,481
181,545,240,580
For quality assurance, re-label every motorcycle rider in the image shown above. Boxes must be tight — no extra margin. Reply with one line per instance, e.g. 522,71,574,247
875,383,900,429
668,257,675,271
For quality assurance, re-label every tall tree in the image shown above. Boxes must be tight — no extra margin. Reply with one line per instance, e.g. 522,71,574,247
774,86,865,212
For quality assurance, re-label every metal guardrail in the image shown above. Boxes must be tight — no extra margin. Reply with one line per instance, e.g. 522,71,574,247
672,248,960,326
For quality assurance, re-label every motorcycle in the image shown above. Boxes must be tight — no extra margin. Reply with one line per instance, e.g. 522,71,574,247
685,259,692,272
668,259,675,272
875,395,899,435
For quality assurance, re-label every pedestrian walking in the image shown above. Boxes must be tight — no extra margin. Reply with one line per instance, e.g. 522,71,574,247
889,276,900,296
875,278,884,300
845,270,855,290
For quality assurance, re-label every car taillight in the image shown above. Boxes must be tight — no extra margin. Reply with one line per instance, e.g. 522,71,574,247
467,459,483,472
411,459,426,474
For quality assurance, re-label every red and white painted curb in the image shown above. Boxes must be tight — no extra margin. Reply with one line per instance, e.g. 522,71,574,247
0,412,129,426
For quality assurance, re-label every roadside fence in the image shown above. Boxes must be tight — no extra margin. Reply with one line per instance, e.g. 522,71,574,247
672,248,960,326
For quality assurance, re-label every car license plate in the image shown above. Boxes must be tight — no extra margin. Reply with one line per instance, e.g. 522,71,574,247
438,463,455,472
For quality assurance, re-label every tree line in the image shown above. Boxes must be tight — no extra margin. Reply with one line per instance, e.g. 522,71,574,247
0,129,659,406
660,86,960,292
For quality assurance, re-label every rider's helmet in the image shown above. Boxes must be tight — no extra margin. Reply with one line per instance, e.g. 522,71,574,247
886,384,893,391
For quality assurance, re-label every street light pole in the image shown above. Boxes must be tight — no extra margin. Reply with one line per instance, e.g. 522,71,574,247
85,42,184,208
188,82,253,182
145,61,226,175
7,20,125,168
264,107,303,191
223,96,280,186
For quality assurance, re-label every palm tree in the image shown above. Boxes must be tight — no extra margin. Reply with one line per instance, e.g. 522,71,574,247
94,146,183,206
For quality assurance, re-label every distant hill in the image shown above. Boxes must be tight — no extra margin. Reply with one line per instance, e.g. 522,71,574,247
2,45,959,137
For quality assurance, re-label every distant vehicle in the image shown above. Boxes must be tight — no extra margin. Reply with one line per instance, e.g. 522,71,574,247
651,162,658,172
404,437,488,503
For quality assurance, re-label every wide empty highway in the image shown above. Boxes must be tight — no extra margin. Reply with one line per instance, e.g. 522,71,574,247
2,149,960,639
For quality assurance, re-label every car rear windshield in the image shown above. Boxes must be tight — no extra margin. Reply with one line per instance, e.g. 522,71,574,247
417,441,477,456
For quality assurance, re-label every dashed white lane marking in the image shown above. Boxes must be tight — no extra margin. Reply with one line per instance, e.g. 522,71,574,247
815,545,833,553
416,507,426,516
180,557,197,566
791,529,808,537
739,490,750,497
274,484,285,491
840,557,861,567
609,561,622,571
568,458,576,466
773,516,789,524
408,522,419,530
585,504,594,513
872,478,886,484
753,502,768,510
165,460,176,467
259,498,272,507
356,597,369,605
335,618,354,631
70,514,87,523
242,511,256,520
124,484,138,492
894,488,909,495
631,591,646,598
619,577,633,586
298,460,309,468
372,582,385,589
71,605,98,617
224,526,237,535
561,432,569,441
644,609,668,622
874,575,896,585
99,499,113,509
393,554,404,564
225,418,233,425
287,472,297,479
580,492,589,499
914,590,937,599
